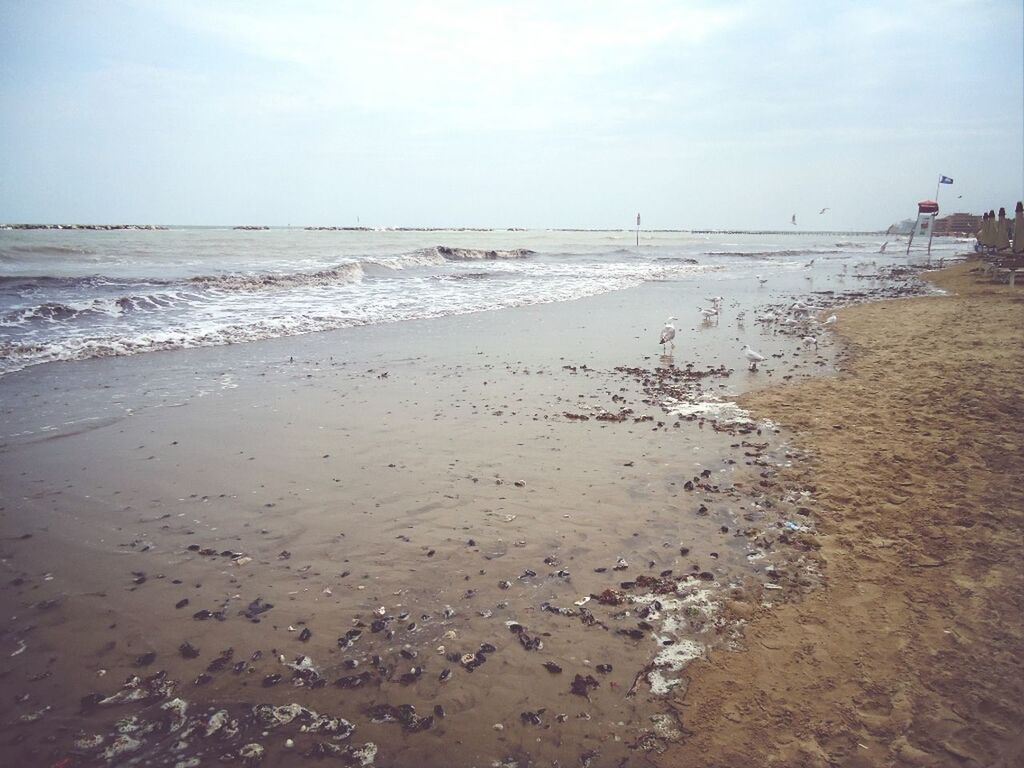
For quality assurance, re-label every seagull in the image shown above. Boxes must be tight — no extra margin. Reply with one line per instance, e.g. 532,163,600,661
805,258,815,268
819,207,830,215
879,241,888,253
699,306,719,322
743,344,766,371
823,314,837,325
659,317,678,351
756,274,768,285
791,214,797,226
802,336,818,348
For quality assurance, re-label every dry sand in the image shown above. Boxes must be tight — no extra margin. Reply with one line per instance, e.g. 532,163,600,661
659,260,1024,767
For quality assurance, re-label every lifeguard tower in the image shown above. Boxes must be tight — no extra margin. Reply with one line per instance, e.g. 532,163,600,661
905,199,940,256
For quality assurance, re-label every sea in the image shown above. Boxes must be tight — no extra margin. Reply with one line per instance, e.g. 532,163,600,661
0,227,970,377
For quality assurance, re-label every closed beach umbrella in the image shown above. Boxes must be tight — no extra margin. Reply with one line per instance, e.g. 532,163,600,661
1013,202,1024,254
986,209,998,248
978,212,988,248
996,208,1011,251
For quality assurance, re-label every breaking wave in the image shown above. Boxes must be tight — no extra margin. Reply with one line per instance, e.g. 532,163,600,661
425,245,535,261
0,275,160,292
2,301,95,324
187,262,364,291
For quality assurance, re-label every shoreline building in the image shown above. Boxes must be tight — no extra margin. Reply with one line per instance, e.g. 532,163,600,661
933,212,982,235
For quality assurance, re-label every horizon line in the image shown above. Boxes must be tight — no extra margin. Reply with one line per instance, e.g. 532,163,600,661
0,223,897,235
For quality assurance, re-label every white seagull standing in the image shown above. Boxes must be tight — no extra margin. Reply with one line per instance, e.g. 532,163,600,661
743,344,766,371
659,317,678,351
823,314,838,325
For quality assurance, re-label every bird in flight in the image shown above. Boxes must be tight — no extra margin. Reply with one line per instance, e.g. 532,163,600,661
819,207,830,214
791,214,797,226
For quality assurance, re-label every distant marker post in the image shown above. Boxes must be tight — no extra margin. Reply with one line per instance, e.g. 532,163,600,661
636,212,640,247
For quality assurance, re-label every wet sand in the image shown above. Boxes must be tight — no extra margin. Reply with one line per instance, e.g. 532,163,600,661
659,260,1024,768
0,265,939,766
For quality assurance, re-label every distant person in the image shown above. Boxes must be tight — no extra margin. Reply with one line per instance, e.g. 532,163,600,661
1013,202,1024,254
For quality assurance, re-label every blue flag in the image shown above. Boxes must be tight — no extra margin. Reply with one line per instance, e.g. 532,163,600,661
939,175,953,184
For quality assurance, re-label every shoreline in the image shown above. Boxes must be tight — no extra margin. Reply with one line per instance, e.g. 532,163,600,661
660,259,1024,767
0,263,961,767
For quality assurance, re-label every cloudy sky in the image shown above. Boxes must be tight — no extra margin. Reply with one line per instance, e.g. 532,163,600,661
1,0,1021,229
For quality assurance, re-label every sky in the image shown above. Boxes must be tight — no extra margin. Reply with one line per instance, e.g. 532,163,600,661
1,0,1021,230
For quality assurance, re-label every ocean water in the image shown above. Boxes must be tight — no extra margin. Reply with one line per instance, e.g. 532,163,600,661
0,227,968,376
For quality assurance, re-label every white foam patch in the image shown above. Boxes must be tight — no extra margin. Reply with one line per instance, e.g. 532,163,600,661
648,640,706,695
351,742,378,766
668,397,753,425
631,588,718,694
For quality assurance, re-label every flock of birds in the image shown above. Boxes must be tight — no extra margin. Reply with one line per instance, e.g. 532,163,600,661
657,275,839,371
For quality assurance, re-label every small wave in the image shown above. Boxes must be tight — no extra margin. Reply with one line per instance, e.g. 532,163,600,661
2,301,88,324
704,249,842,258
1,290,205,326
360,253,447,271
187,262,364,291
3,244,96,256
114,292,199,312
0,274,159,292
426,246,535,261
431,271,502,281
654,257,699,264
0,317,359,376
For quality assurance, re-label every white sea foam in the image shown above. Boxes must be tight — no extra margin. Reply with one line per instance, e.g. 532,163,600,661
629,588,719,695
0,228,968,375
668,397,755,426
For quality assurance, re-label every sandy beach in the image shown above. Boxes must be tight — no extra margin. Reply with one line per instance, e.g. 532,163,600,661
4,2,1020,765
1,254,1016,767
660,260,1024,767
